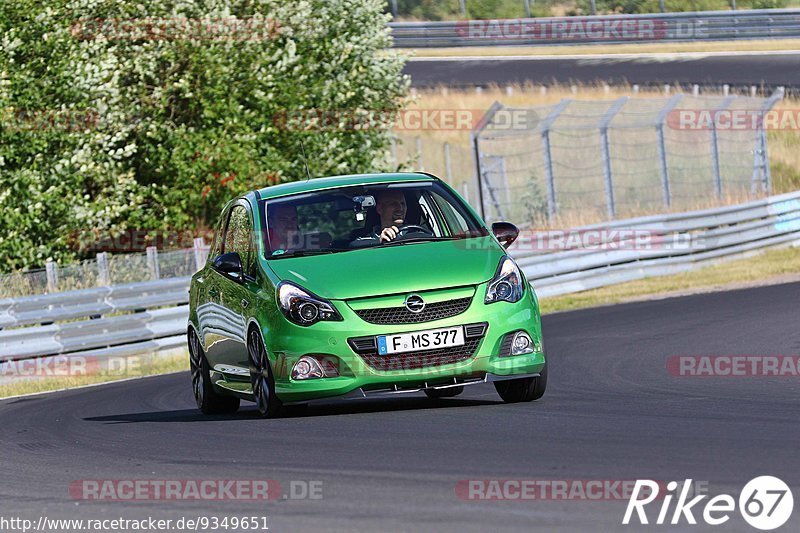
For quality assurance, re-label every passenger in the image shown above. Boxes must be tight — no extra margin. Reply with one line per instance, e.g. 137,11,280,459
267,204,301,251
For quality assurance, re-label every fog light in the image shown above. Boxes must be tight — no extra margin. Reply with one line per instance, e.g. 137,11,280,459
291,356,325,380
511,331,535,355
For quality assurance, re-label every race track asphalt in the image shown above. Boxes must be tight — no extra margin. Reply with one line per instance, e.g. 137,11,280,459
1,281,799,532
405,52,800,90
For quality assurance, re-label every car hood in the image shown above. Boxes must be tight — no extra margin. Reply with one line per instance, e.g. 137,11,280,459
266,236,504,300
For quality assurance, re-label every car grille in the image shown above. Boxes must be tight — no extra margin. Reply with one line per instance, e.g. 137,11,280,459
348,322,487,372
358,338,482,372
353,296,472,325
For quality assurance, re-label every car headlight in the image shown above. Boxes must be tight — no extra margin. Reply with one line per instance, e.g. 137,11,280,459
277,282,342,326
485,256,524,304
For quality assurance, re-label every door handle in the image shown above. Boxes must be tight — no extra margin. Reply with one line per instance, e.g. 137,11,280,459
241,299,250,308
208,288,219,297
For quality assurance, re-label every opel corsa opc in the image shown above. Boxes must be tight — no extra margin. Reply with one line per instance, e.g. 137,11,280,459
187,173,547,417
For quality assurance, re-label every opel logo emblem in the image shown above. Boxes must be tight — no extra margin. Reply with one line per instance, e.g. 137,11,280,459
404,294,425,314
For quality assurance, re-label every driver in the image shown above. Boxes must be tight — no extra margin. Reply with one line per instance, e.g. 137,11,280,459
373,189,407,242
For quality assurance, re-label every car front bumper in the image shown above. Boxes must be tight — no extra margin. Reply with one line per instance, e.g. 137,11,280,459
264,282,545,403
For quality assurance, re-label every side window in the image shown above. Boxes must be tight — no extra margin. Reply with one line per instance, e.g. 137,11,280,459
209,209,227,259
432,192,471,235
418,194,443,236
223,205,255,278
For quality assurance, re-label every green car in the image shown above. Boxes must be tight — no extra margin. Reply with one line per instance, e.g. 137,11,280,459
187,172,546,417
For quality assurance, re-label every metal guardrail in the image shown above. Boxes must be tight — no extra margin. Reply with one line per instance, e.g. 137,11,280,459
511,190,800,297
389,9,800,47
1,190,799,363
0,277,191,361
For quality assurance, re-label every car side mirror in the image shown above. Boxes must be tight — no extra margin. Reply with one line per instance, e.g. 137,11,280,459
213,252,244,281
491,222,519,249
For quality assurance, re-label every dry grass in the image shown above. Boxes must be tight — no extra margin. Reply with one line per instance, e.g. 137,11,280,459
0,351,188,399
539,244,800,314
409,39,800,58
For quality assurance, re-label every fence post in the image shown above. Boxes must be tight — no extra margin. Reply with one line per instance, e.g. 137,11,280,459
390,135,397,168
710,96,735,200
599,97,629,220
480,157,508,222
193,237,207,272
146,246,160,280
656,94,683,207
538,99,571,224
470,101,504,221
752,87,784,194
45,260,59,293
96,252,110,286
415,136,424,171
443,142,453,183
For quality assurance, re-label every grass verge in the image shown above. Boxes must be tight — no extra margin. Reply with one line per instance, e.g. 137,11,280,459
0,351,189,400
408,39,800,58
539,244,800,314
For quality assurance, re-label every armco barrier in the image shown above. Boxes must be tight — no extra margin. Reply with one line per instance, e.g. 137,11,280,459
512,190,800,297
1,190,799,362
389,9,800,47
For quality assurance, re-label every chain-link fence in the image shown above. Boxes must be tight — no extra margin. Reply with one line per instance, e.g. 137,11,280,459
0,241,209,299
472,91,783,226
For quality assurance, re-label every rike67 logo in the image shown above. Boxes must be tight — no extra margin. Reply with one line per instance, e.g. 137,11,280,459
623,477,793,530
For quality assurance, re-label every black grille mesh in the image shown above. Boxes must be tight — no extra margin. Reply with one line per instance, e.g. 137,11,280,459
358,338,481,372
353,297,472,325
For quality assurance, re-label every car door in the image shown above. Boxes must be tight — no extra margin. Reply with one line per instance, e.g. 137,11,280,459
198,208,228,366
214,202,258,371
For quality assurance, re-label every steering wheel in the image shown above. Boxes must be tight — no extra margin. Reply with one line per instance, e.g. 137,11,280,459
396,224,434,238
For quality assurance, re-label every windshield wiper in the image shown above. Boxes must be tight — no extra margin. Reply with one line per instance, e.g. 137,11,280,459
380,236,458,247
269,249,344,259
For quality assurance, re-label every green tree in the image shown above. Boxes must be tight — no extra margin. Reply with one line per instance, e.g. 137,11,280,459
0,0,408,271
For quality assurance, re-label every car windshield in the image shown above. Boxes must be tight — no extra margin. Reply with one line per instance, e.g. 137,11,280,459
260,181,488,259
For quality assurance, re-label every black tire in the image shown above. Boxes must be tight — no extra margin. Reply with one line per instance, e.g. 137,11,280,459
188,329,240,414
424,386,464,399
494,363,547,403
247,328,283,418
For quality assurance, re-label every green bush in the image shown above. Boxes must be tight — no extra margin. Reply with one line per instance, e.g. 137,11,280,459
0,0,408,271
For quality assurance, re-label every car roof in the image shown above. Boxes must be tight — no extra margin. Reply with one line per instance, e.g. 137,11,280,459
254,172,438,201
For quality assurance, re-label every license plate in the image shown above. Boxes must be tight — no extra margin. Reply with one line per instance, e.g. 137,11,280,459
377,326,465,355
